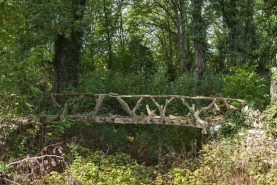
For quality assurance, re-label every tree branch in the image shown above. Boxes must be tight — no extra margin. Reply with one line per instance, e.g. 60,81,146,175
163,97,174,116
1,178,21,185
88,95,105,117
116,97,135,117
7,155,67,167
151,97,164,118
51,93,61,108
132,97,143,113
146,104,157,117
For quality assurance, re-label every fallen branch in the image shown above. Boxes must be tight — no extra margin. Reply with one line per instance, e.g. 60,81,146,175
1,177,21,185
36,142,63,156
7,155,67,167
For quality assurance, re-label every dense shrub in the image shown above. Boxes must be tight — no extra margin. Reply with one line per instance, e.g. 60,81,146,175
154,132,277,184
223,65,269,110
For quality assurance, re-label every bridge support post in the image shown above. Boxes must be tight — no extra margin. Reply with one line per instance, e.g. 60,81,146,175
271,67,277,104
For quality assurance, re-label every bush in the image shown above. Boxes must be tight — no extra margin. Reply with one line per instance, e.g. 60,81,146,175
154,132,277,184
42,152,156,184
223,65,269,110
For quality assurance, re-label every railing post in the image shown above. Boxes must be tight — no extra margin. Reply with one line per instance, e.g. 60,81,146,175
270,67,277,104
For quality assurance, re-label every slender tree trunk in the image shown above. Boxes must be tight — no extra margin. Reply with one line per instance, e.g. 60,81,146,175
104,0,112,70
168,20,173,62
52,0,87,93
173,3,186,73
221,0,238,66
192,0,204,77
153,0,186,73
244,0,253,64
118,1,125,54
167,18,175,80
179,0,186,73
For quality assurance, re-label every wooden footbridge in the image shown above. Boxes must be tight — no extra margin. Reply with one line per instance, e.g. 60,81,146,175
4,93,245,133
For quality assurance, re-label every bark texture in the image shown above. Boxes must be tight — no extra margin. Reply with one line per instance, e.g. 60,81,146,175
52,0,87,93
192,0,204,77
270,67,277,104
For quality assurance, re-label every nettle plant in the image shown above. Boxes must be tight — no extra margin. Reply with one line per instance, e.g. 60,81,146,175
223,65,269,110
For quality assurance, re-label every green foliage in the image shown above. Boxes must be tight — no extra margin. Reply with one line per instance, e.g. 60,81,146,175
262,69,277,128
191,135,277,184
1,0,277,184
3,129,277,184
154,166,194,184
25,131,277,184
114,36,157,77
223,65,269,109
170,71,225,96
46,119,73,141
0,121,42,158
261,102,277,128
0,163,12,171
153,133,277,184
217,110,247,137
63,121,202,166
42,152,156,184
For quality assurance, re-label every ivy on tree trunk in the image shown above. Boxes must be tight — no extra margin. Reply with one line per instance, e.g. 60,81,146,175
52,0,87,93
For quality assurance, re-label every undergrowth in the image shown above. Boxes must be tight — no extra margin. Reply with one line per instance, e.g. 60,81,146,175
3,129,277,184
0,68,274,184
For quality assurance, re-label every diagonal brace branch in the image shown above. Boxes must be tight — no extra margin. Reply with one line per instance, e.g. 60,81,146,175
57,95,84,121
51,93,61,108
151,97,164,118
88,95,105,117
181,98,217,127
150,97,174,118
133,97,144,113
163,97,174,116
224,99,237,110
116,97,144,117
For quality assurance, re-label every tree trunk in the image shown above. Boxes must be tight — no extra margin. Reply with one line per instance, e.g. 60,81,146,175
52,0,87,93
192,0,204,78
152,0,186,73
180,0,186,73
173,3,186,73
167,18,176,80
104,0,112,70
118,1,125,54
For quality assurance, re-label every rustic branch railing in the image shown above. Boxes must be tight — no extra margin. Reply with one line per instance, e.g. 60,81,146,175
47,93,245,129
1,93,246,133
